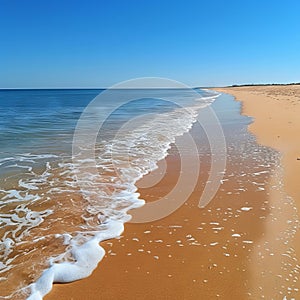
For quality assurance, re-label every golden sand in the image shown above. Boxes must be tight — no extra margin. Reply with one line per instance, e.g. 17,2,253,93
215,85,300,259
44,85,300,300
46,155,274,300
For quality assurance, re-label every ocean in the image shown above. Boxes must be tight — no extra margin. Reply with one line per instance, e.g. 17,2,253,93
0,88,219,299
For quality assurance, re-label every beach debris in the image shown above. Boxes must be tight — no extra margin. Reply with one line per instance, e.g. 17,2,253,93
297,157,300,161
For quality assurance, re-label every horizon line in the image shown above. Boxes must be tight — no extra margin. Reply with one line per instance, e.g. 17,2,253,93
0,82,299,91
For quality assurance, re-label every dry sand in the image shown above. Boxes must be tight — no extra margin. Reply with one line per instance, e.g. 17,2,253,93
215,85,300,203
44,87,300,300
215,85,300,255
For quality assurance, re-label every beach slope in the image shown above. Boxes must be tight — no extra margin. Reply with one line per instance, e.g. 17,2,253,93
214,84,300,256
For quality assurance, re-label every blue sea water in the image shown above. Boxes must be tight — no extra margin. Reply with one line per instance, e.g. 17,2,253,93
0,89,98,156
0,89,210,158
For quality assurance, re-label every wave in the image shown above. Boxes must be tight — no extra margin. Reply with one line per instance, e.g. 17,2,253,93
0,92,220,299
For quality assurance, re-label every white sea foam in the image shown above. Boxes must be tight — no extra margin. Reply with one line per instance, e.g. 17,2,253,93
27,221,123,300
241,207,253,211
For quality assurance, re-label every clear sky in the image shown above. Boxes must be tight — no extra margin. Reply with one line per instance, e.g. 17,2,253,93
1,0,300,88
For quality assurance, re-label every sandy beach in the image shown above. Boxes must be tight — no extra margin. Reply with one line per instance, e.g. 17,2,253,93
2,2,300,299
44,89,300,300
215,85,300,202
215,85,300,256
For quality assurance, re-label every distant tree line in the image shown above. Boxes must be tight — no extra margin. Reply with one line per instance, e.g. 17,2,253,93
230,82,300,87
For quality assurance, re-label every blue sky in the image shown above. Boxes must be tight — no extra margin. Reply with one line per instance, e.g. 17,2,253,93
1,0,300,88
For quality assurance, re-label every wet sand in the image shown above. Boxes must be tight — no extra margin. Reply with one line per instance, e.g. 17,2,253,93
44,93,300,300
215,85,300,261
215,85,300,202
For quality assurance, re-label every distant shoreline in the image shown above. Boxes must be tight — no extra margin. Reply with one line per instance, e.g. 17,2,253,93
227,82,300,87
1,82,300,91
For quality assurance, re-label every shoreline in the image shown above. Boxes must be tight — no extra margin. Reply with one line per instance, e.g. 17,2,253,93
213,85,300,200
44,91,300,299
213,85,300,257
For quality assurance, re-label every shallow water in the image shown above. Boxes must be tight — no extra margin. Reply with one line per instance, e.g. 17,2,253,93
0,88,218,299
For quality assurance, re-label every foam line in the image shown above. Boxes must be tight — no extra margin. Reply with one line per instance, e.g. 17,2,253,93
27,221,124,300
